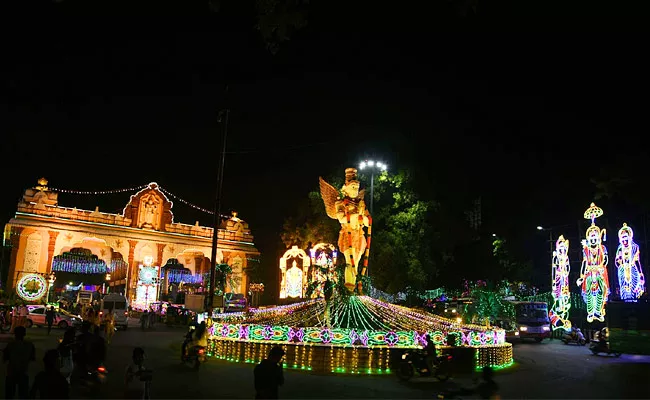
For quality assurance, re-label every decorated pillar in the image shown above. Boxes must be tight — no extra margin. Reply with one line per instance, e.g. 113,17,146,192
7,226,24,289
46,231,60,274
156,243,165,267
127,239,138,299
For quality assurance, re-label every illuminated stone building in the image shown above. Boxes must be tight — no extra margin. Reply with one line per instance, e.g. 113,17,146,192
3,179,259,303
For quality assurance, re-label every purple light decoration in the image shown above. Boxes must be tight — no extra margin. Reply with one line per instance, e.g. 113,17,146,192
358,330,369,346
349,329,359,345
414,331,427,347
288,328,296,341
263,325,274,340
384,331,399,346
238,325,250,340
295,328,305,343
221,325,230,337
321,329,333,344
461,331,471,346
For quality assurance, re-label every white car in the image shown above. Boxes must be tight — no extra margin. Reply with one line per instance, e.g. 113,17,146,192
26,306,82,329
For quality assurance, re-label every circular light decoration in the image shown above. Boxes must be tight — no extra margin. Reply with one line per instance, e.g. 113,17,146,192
17,273,47,302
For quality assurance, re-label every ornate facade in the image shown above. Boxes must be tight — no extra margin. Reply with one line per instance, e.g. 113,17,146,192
3,179,259,302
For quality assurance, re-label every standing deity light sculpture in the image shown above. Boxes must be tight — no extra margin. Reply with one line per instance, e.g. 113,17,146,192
577,203,609,323
549,235,571,331
615,223,646,301
320,168,373,293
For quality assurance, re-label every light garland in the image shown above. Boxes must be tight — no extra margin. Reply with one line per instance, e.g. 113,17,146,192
615,223,646,301
158,186,229,218
17,273,48,302
49,184,149,195
577,203,609,323
549,235,571,330
51,248,109,274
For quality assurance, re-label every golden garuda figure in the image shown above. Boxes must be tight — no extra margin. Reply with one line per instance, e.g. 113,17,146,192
319,168,372,293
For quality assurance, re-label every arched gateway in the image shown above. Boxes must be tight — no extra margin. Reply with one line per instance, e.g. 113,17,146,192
3,179,259,307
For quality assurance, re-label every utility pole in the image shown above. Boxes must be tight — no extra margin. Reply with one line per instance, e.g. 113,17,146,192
208,98,229,313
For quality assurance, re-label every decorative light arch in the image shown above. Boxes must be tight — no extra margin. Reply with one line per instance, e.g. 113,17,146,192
279,246,311,299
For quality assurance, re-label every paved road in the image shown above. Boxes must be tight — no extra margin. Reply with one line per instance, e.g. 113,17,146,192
2,325,649,399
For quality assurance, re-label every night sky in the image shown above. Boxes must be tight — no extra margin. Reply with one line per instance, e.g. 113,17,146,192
3,1,650,292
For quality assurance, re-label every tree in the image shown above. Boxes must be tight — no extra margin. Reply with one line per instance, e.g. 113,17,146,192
280,191,340,249
361,170,440,293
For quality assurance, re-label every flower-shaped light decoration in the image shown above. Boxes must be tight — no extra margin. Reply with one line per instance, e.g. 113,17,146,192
295,328,305,343
221,324,230,338
384,331,399,346
321,329,333,344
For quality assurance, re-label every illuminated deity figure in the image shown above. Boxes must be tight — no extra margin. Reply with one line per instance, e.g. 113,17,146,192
615,223,646,301
577,203,609,323
320,168,372,293
549,235,571,330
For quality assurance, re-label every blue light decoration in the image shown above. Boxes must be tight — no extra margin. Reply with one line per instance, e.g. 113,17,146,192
166,269,204,284
615,223,646,301
51,248,109,274
549,235,571,330
577,203,609,323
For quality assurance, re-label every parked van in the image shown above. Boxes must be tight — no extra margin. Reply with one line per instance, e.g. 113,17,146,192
100,293,129,330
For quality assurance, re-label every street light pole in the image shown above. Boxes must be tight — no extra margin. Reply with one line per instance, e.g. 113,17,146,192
359,160,387,218
208,106,229,313
370,172,374,216
358,160,387,279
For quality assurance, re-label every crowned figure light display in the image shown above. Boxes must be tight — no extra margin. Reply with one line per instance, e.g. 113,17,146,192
615,223,646,301
308,243,338,298
319,168,372,294
577,203,609,323
549,235,571,330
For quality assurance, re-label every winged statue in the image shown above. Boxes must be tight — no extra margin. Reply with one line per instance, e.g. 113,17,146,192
319,168,371,293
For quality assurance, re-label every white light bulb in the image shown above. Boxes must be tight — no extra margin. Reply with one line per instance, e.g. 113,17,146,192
359,162,366,169
381,164,387,171
367,161,375,167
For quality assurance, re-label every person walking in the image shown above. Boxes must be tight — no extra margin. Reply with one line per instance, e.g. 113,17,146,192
125,347,152,399
103,311,115,345
45,306,57,335
58,328,76,383
140,310,149,331
29,349,69,399
254,346,285,399
2,326,36,399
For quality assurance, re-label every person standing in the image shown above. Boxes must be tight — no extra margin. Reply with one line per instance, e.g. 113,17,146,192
18,303,28,328
9,305,19,333
254,346,285,399
29,349,69,399
45,306,57,335
2,326,36,399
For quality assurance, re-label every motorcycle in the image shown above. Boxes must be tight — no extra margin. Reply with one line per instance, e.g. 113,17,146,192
590,328,621,357
181,329,207,370
562,327,586,346
397,350,452,381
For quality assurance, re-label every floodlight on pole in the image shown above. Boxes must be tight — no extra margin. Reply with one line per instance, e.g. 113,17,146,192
358,159,387,216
